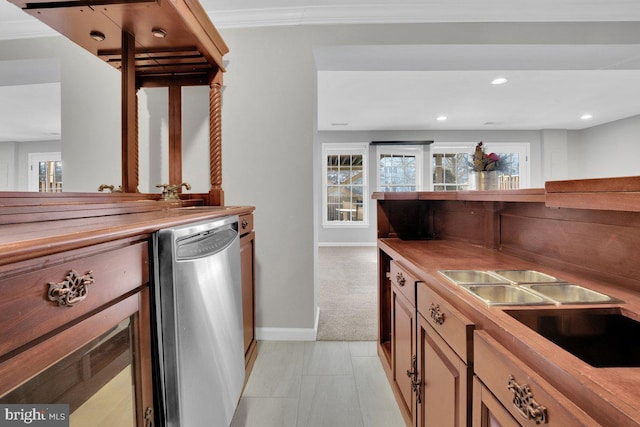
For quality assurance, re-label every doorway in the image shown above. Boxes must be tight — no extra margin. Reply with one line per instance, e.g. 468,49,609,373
28,152,62,192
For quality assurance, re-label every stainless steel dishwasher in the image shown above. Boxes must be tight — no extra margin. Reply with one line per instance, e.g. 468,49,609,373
152,215,245,427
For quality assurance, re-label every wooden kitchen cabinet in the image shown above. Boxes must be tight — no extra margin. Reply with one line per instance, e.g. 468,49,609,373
473,331,600,427
0,238,155,427
389,259,474,427
472,376,520,427
416,282,473,427
390,260,419,425
240,213,258,377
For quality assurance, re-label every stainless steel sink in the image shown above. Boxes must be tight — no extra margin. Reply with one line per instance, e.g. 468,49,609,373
439,270,507,285
505,307,639,367
522,283,622,305
491,270,563,284
460,284,553,306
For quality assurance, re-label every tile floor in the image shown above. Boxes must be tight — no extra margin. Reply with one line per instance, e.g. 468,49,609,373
231,341,405,427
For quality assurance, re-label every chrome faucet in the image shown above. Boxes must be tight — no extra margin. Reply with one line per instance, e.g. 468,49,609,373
156,182,191,200
97,184,123,193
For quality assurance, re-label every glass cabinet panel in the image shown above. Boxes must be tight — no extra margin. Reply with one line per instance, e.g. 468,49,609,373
1,318,136,427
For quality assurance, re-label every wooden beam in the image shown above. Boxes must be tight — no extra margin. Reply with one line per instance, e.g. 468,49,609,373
121,31,139,193
168,83,183,186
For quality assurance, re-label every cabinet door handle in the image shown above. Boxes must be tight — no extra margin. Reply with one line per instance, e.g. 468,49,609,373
47,270,95,307
429,303,445,325
144,407,154,427
242,218,249,229
507,375,548,424
395,271,406,286
406,355,422,404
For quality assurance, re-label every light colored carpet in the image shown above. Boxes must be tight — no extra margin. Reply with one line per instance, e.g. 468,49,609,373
316,246,378,341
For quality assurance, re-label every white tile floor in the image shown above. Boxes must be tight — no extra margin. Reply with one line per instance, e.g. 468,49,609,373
231,341,405,427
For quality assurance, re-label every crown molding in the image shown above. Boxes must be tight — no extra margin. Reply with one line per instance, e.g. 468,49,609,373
209,2,640,29
0,19,57,40
2,1,640,40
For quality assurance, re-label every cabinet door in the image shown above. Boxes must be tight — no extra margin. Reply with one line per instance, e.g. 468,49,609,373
240,231,256,359
392,286,416,425
0,290,155,427
417,314,471,427
472,376,520,427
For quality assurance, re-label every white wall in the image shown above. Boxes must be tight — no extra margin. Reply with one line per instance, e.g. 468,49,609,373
219,21,640,335
0,142,16,191
568,115,640,179
182,86,211,193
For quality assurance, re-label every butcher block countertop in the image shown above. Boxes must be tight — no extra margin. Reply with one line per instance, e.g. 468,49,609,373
379,238,640,426
0,204,254,268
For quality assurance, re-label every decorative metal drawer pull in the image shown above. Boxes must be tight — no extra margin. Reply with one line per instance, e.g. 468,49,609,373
48,270,95,307
429,303,445,325
144,407,154,427
405,355,422,404
396,271,406,286
507,375,548,424
242,218,249,229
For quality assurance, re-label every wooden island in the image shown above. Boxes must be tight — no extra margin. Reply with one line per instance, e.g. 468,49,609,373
375,176,640,426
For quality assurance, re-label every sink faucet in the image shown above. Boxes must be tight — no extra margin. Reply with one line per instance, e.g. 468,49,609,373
156,182,191,200
98,184,123,193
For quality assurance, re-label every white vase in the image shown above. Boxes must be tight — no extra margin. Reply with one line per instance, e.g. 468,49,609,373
470,171,498,191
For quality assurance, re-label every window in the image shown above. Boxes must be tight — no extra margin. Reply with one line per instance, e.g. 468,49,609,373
431,142,529,190
377,146,423,192
322,143,367,226
28,152,62,192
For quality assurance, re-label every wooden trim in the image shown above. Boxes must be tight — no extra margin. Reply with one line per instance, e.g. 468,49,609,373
168,83,183,186
121,30,139,193
0,293,139,397
209,71,223,206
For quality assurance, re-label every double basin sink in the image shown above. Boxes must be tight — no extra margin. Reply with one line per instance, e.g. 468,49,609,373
439,269,621,306
440,270,639,367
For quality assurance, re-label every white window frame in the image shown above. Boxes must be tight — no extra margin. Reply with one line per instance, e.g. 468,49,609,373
376,145,423,192
28,152,62,192
430,142,530,190
322,143,368,228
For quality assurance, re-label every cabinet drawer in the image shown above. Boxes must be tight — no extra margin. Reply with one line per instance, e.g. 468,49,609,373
474,330,600,427
390,260,418,304
240,213,254,235
0,242,149,358
417,282,474,363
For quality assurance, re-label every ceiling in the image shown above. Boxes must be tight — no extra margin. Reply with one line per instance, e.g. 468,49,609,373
2,0,640,139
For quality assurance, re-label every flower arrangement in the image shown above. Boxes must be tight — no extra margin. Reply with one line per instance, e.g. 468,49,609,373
471,141,500,171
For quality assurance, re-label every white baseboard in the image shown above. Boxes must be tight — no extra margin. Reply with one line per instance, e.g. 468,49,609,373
256,307,320,341
317,242,376,247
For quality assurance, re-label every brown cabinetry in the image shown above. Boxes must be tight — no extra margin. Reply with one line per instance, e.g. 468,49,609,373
391,262,418,425
240,213,258,377
473,331,599,427
0,239,154,426
386,259,474,427
417,282,473,427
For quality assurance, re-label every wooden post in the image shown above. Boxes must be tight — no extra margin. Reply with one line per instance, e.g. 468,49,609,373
209,70,224,206
121,31,139,192
168,83,183,186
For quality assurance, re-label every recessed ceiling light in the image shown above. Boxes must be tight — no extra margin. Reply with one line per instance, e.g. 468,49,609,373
491,77,508,85
152,28,168,38
436,115,447,121
89,31,106,42
330,122,349,126
581,114,593,120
